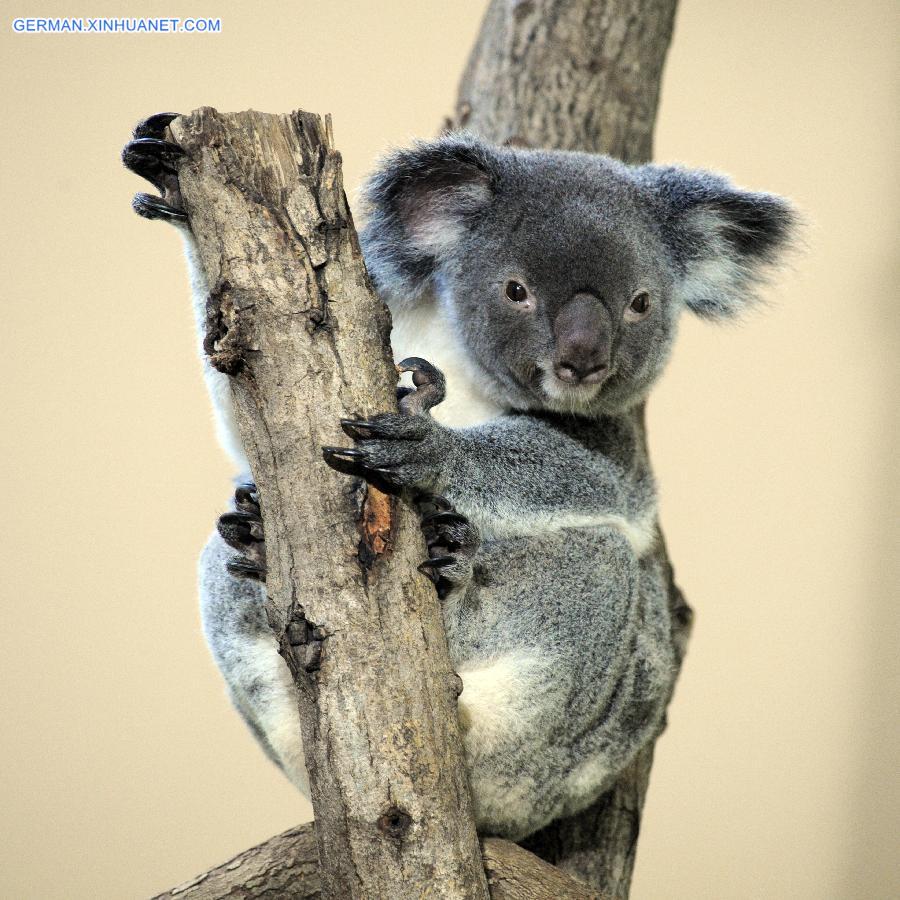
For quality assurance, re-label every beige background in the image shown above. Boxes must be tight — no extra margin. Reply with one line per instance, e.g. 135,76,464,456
2,1,897,897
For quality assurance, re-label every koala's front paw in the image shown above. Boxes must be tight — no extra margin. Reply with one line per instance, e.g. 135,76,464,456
415,496,481,600
217,483,266,581
322,358,452,495
395,357,446,415
122,112,188,223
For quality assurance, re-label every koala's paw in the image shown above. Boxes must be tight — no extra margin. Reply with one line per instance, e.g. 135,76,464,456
396,357,446,415
415,495,481,600
323,358,451,495
217,483,266,581
122,113,188,223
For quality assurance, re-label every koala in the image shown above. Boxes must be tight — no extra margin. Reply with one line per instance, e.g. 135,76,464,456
123,114,796,840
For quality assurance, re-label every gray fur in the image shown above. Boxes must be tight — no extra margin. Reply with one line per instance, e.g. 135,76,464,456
164,133,795,840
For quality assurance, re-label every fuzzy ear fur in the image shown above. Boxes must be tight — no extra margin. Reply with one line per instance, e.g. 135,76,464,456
639,165,798,318
359,134,497,303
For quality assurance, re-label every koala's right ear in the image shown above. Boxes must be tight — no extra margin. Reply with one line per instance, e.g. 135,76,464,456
359,135,498,302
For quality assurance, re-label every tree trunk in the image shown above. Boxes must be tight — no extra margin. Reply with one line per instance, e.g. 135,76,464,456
452,0,676,161
168,108,488,900
156,0,691,896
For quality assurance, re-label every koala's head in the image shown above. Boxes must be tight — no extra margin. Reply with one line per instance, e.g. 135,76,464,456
360,135,797,417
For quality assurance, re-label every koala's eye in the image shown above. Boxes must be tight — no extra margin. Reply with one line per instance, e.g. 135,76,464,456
505,280,529,303
625,291,651,322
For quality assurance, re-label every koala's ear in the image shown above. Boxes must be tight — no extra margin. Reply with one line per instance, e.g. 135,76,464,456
360,135,498,302
639,165,798,319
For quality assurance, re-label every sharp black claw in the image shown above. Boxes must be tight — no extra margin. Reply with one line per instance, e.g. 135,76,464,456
323,448,401,494
219,510,263,533
122,138,185,199
234,484,258,506
131,192,188,221
133,112,180,139
220,510,257,521
322,446,367,460
226,558,266,581
421,511,469,527
218,523,263,554
127,136,186,158
397,357,442,382
418,556,456,574
322,447,369,480
396,356,446,414
122,140,184,186
124,117,187,220
414,495,453,517
339,418,377,440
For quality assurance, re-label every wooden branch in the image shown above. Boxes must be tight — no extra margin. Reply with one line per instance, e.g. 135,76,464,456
153,824,322,900
449,1,692,895
168,108,488,900
153,824,601,900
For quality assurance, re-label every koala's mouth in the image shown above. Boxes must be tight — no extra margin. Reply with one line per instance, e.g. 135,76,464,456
536,366,605,409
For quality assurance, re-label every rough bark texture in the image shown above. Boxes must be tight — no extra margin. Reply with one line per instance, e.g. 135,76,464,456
168,108,489,900
451,0,676,161
153,825,322,900
153,825,600,900
450,2,692,895
482,838,604,899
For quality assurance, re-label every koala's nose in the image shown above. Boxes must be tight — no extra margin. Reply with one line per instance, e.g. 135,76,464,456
553,293,611,386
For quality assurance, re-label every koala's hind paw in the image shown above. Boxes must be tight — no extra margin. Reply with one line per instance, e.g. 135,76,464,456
122,113,187,223
415,497,480,600
218,483,266,581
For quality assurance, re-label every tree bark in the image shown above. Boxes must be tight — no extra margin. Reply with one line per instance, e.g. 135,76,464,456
168,108,488,900
153,825,601,900
449,1,692,895
156,0,691,896
451,0,676,162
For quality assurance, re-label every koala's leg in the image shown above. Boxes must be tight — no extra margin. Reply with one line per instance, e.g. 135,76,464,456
445,526,674,841
199,486,309,795
123,114,248,472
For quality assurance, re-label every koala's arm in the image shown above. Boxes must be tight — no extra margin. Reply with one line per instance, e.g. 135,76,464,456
441,414,653,541
123,113,248,472
329,400,655,554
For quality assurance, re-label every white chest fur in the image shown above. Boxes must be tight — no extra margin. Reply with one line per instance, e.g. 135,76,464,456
389,301,505,429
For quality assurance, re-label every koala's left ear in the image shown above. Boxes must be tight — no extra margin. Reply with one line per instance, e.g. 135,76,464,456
638,165,799,318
